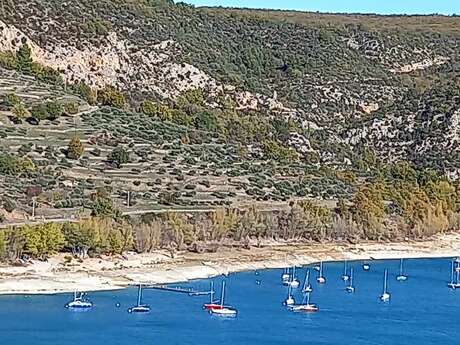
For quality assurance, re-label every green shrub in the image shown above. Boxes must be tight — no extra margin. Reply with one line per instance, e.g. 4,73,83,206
72,82,97,105
97,86,126,108
16,44,33,74
31,101,64,120
63,101,79,115
0,153,35,176
3,93,20,108
31,63,63,85
11,103,30,119
0,51,17,70
67,136,84,159
108,146,130,167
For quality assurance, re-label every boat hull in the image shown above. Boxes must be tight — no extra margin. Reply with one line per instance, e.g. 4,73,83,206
210,308,237,317
128,305,151,313
290,304,319,313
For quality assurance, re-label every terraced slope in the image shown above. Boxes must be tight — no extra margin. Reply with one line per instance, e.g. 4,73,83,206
0,1,459,222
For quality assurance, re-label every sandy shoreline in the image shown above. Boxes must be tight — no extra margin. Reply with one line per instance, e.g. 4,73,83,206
0,232,459,295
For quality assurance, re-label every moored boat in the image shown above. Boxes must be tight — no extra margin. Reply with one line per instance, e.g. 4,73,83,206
203,282,223,310
396,259,408,281
65,291,93,309
209,281,237,317
379,269,391,302
345,268,355,293
128,284,151,313
290,292,319,313
316,261,326,284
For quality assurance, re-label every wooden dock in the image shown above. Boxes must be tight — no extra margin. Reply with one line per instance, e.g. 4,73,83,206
132,284,212,296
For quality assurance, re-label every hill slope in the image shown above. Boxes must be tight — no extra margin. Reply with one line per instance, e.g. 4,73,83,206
0,1,459,225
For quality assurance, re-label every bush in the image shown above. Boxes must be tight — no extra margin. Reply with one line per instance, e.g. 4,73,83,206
97,86,126,108
2,198,16,213
11,103,30,119
140,100,173,121
72,82,97,105
108,146,130,167
0,51,17,70
63,101,79,115
3,93,20,109
67,137,84,159
0,153,35,176
31,63,63,85
31,101,64,120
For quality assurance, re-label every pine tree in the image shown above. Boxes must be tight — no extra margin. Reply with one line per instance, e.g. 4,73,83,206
16,44,33,74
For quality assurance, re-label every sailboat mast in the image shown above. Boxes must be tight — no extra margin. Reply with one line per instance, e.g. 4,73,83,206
137,284,142,306
210,282,214,303
343,260,347,275
303,269,310,290
306,292,311,305
400,259,403,275
383,269,388,293
451,261,455,284
220,281,226,307
320,261,323,276
456,265,460,284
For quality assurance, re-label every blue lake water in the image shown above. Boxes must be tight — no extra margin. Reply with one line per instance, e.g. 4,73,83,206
1,258,459,345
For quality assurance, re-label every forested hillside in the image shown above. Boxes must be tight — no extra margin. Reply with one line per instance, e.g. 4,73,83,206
0,0,459,258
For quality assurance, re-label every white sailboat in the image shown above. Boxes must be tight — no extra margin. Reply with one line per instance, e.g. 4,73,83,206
379,269,391,302
290,291,319,313
203,281,223,310
128,284,151,313
362,262,370,271
316,261,326,284
283,284,295,306
345,268,355,293
289,266,300,288
209,281,237,317
302,269,313,293
284,266,300,288
448,260,460,289
396,258,408,281
281,267,290,284
341,260,350,281
281,255,290,283
65,291,93,309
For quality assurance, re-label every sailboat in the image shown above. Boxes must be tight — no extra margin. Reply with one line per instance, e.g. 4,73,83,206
345,268,355,293
128,284,151,313
281,256,290,283
447,260,460,289
316,261,326,284
289,266,300,288
379,269,391,302
209,281,237,316
65,291,93,309
396,258,408,281
283,284,295,306
203,281,223,310
283,266,300,288
290,291,319,313
341,260,350,281
281,267,290,284
362,261,370,271
302,269,312,293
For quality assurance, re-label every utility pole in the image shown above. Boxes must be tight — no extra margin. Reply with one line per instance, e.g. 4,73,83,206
31,197,36,220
